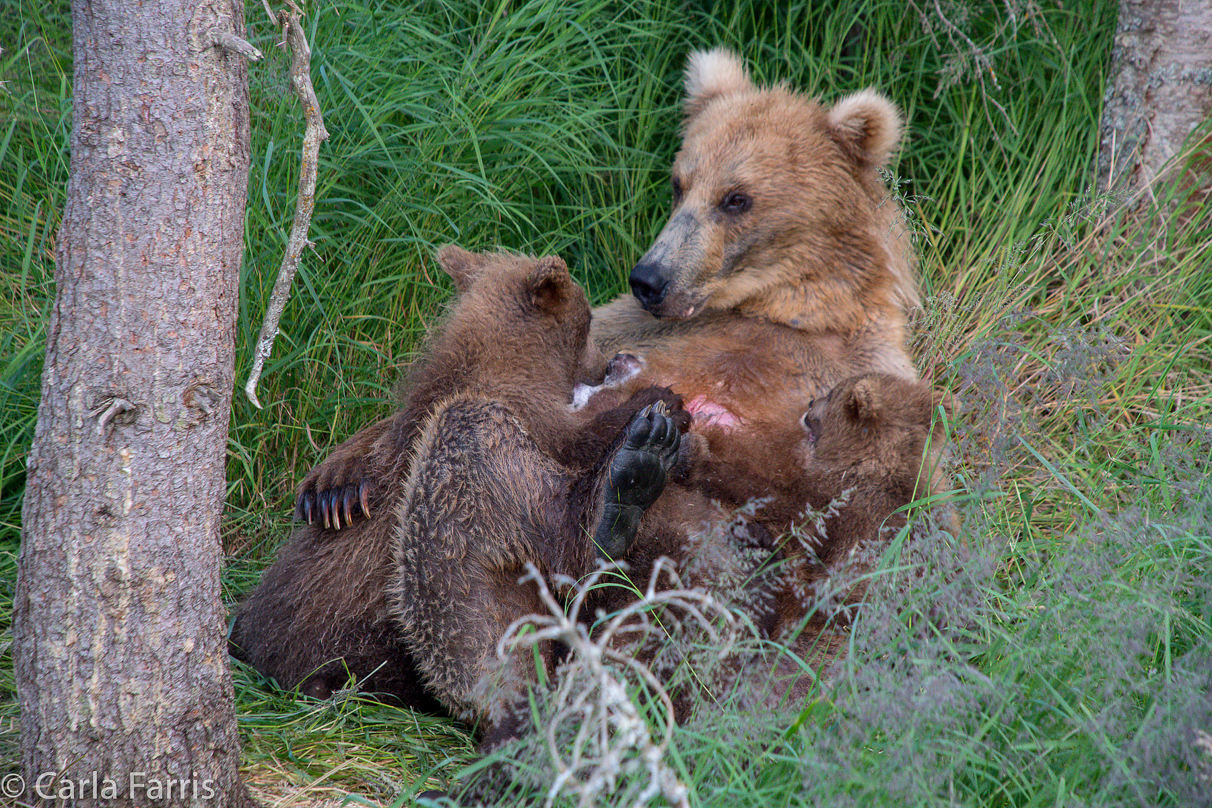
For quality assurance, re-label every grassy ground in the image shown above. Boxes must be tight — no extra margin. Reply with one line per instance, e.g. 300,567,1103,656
3,0,1211,805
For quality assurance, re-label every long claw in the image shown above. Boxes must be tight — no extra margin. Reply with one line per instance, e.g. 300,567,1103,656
331,491,342,530
321,494,331,530
655,413,670,445
360,481,371,518
343,488,354,528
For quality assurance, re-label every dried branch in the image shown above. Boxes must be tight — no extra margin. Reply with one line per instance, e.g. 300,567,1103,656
211,29,263,61
903,0,1030,135
244,1,329,408
494,561,745,808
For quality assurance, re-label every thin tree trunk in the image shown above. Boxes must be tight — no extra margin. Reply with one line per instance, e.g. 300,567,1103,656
14,0,254,805
1098,0,1212,200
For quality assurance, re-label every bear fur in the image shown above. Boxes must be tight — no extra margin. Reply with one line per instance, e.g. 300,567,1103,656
236,48,936,713
598,47,917,394
585,372,955,715
383,251,691,734
775,373,953,642
229,247,685,711
297,47,923,532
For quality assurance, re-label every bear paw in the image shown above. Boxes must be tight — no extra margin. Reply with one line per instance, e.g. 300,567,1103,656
593,402,681,560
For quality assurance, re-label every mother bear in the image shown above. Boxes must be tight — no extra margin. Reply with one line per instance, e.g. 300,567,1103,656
231,48,921,702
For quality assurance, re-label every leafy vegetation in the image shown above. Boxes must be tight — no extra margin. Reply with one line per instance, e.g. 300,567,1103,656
2,0,1210,804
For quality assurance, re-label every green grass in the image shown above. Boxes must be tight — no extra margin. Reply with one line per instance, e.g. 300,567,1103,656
3,0,1211,804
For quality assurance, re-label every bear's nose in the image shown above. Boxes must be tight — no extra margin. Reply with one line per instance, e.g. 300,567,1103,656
629,261,669,311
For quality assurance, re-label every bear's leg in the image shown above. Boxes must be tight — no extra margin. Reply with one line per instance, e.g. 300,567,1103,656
229,509,443,709
391,400,591,729
592,402,682,560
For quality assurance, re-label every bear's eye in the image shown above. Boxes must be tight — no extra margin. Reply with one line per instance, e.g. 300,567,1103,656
671,176,684,206
719,191,752,214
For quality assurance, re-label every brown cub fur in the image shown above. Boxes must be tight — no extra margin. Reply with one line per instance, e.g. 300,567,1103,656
382,249,686,741
229,248,683,708
589,373,955,712
775,373,953,648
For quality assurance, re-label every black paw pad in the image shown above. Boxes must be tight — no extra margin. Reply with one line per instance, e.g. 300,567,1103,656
593,403,681,559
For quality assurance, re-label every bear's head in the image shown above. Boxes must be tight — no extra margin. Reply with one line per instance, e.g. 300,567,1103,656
629,49,918,333
434,245,609,392
800,373,952,501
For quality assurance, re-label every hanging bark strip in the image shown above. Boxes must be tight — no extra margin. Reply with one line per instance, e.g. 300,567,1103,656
245,0,330,408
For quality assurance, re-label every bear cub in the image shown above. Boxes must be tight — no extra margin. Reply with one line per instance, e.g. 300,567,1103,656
584,372,956,716
772,372,955,646
230,247,685,725
384,246,685,742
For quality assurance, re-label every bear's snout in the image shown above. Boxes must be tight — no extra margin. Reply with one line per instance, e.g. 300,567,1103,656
630,260,670,311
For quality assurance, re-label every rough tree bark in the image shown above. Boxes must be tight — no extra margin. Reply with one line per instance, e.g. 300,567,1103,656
1098,0,1212,201
13,0,256,806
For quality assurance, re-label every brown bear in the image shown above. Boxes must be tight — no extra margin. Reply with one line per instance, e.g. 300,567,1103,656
229,247,686,712
589,47,922,497
296,47,922,530
564,50,949,654
776,373,953,641
242,47,935,709
388,396,680,731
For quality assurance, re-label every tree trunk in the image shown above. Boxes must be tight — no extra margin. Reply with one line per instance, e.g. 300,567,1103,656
13,0,254,805
1097,0,1212,201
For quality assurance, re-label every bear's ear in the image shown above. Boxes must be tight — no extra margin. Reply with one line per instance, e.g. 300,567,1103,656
435,244,488,293
526,255,571,314
683,48,753,122
845,376,882,422
827,89,902,168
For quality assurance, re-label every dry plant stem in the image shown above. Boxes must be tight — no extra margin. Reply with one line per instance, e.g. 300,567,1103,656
904,0,1018,134
244,1,330,409
499,561,739,808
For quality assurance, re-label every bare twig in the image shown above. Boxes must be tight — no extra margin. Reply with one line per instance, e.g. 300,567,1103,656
903,0,1030,135
244,0,329,408
89,396,136,437
930,0,1000,91
496,561,745,808
211,29,263,61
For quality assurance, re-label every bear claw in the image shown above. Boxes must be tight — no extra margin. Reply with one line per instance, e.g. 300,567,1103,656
296,481,372,529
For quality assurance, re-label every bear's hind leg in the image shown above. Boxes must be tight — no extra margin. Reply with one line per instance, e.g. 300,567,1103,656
592,402,682,560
